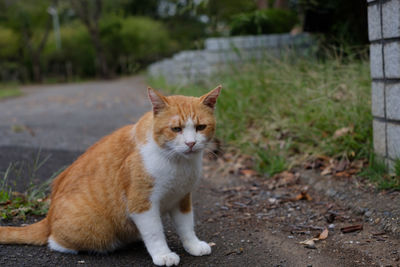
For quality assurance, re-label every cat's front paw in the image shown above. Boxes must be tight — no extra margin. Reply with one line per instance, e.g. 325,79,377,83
183,240,212,256
152,252,180,266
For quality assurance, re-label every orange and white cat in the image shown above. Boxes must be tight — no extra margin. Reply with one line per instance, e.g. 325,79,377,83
0,85,222,266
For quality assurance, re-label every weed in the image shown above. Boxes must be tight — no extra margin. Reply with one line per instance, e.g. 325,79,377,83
0,150,63,220
255,145,287,177
394,159,400,178
0,83,22,100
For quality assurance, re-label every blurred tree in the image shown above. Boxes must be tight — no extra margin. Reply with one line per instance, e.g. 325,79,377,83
198,0,257,34
69,0,110,78
299,0,368,46
1,0,53,82
121,0,159,17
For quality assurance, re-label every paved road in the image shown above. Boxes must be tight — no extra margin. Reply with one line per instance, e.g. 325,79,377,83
0,76,398,266
0,76,150,151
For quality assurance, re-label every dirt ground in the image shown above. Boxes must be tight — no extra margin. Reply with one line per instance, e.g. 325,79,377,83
1,156,399,266
0,76,399,266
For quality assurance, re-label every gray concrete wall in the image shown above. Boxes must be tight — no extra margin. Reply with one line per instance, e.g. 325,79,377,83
148,33,314,85
368,0,400,169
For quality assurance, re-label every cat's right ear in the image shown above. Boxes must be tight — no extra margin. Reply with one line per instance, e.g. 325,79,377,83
147,87,168,115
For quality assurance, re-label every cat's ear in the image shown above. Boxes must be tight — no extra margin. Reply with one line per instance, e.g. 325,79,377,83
147,87,168,114
200,85,222,110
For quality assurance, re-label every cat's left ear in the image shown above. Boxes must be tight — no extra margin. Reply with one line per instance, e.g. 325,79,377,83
148,87,168,115
200,85,222,110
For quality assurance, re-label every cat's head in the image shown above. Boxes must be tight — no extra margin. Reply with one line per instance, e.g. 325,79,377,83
147,86,221,157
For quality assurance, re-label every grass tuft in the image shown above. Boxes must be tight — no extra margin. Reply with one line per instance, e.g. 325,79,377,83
0,83,22,100
0,150,64,220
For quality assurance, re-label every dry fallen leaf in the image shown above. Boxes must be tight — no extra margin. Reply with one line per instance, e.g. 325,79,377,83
295,191,312,201
300,238,316,249
333,126,353,139
239,169,258,178
321,166,332,176
318,228,329,240
273,171,298,187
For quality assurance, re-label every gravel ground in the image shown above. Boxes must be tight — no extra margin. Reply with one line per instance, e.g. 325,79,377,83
0,76,399,266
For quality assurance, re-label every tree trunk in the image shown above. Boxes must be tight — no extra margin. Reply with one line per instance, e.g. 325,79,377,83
256,0,268,10
32,53,42,82
88,28,110,78
70,0,111,79
274,0,289,9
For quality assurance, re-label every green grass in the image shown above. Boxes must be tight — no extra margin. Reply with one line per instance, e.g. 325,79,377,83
0,151,64,220
0,83,22,100
150,51,379,179
359,155,400,190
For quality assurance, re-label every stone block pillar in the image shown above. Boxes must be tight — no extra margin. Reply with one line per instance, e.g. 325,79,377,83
368,0,400,169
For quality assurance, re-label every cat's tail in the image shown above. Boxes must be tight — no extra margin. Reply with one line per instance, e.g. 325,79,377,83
0,217,49,245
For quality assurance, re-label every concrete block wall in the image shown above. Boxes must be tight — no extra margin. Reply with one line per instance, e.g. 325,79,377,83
368,0,400,169
148,33,314,85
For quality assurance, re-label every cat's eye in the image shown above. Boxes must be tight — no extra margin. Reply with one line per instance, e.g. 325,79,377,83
196,124,207,131
171,127,182,132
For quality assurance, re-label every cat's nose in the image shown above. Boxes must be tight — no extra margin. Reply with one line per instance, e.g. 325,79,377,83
185,141,196,149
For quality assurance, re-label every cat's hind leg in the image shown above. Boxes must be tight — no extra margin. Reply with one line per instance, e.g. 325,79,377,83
169,193,211,256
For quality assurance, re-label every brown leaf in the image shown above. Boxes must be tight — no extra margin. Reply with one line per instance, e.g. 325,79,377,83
333,126,353,139
318,228,329,240
321,166,332,176
208,242,216,247
295,191,312,201
334,159,348,172
274,171,297,187
239,169,258,178
340,224,363,233
300,238,317,249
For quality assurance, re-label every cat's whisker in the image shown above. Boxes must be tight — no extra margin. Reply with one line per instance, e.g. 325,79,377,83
204,148,221,159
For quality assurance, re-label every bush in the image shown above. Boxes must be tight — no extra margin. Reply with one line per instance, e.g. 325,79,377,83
230,9,298,36
44,21,96,78
0,26,19,59
0,26,25,82
119,16,172,63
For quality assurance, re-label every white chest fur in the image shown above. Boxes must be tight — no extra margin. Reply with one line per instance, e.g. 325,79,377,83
139,137,202,213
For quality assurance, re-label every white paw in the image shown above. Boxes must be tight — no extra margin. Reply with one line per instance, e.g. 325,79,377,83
184,240,212,256
152,252,180,266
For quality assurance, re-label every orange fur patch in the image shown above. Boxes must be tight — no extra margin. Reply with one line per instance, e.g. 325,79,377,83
179,193,192,213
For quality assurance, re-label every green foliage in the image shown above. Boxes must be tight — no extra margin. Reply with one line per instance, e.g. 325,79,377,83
0,88,22,100
255,145,288,177
119,16,172,62
3,0,52,31
163,16,206,50
395,159,400,178
0,26,19,59
0,83,22,100
44,21,96,77
230,9,298,36
43,16,172,79
360,155,400,190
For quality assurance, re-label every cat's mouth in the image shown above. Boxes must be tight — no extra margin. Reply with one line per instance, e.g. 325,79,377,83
183,148,200,155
